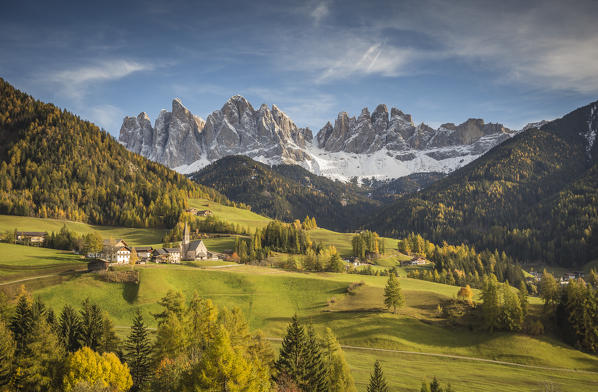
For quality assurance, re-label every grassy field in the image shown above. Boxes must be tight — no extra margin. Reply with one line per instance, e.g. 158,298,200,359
32,264,598,391
0,215,166,247
188,198,271,231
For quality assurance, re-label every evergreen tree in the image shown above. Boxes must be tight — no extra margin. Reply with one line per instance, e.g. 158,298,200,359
58,304,82,352
366,360,389,392
383,273,404,313
518,281,529,318
125,310,153,392
274,315,307,387
100,313,120,354
430,377,442,392
79,299,104,351
303,326,327,392
15,319,65,392
9,294,33,355
0,321,15,387
327,253,345,273
420,382,430,392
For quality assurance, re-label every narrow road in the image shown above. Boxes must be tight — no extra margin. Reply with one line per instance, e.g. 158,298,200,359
266,337,598,375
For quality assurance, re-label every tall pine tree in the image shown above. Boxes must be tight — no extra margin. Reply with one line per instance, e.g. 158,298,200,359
303,326,327,392
367,360,389,392
58,304,82,352
9,294,33,355
125,310,153,392
384,273,404,314
274,315,307,388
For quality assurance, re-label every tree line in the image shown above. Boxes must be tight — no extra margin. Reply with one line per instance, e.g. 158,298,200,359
401,233,525,289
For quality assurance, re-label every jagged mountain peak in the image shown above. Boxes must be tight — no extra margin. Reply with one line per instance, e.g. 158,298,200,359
120,96,518,182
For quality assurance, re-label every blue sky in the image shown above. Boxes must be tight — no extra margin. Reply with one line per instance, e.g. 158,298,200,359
1,0,597,135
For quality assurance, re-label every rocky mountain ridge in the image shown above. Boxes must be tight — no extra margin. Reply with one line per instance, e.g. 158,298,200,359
119,96,518,181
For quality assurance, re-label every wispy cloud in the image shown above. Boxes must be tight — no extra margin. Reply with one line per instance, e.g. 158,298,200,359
311,3,329,25
47,59,154,98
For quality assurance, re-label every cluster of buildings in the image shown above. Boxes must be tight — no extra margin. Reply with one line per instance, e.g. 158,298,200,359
90,223,219,265
400,256,429,267
15,231,47,245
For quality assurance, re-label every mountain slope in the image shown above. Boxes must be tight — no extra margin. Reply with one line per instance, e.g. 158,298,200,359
120,97,515,182
369,100,598,267
189,155,380,231
0,78,227,228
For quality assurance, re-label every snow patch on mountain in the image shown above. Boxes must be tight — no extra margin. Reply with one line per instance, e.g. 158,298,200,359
121,96,518,182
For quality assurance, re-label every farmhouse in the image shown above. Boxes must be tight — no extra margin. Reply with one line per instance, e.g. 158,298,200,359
16,231,47,245
163,248,181,263
100,239,131,264
153,248,168,263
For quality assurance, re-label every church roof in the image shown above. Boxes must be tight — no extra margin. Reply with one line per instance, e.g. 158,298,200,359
188,240,206,252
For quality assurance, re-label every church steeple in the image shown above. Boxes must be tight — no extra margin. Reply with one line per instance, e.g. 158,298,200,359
183,221,190,246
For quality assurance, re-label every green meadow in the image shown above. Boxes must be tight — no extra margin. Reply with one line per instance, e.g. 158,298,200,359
0,214,166,247
31,264,598,391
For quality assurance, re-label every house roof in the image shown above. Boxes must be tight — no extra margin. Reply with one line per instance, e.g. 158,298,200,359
134,247,153,252
154,248,167,255
103,239,128,246
16,231,47,236
164,248,180,253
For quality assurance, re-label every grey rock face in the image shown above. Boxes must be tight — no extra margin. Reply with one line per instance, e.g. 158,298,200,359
317,106,513,154
119,95,313,168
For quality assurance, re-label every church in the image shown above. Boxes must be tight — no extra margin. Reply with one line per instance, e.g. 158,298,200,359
180,222,214,261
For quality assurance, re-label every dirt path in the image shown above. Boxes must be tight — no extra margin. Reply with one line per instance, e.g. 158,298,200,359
266,337,598,375
0,268,86,286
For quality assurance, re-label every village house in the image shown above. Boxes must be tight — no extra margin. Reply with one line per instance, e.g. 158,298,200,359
184,208,213,217
152,248,169,263
164,248,181,263
134,246,153,263
16,231,47,245
99,239,131,264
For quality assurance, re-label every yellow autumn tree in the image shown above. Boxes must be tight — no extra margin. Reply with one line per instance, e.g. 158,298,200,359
63,347,132,392
184,326,271,392
457,285,474,303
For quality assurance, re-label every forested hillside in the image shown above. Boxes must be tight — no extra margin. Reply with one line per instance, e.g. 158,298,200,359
0,78,227,228
189,155,381,230
370,100,598,267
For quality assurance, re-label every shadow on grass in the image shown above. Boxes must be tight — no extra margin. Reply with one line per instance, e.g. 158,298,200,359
123,282,140,304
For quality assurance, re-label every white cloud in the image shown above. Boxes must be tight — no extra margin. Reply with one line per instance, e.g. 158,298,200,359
311,3,329,25
48,59,153,98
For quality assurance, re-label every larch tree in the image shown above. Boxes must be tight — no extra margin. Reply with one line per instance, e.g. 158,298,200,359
321,328,356,392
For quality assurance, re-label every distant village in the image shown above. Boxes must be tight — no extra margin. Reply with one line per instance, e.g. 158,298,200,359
13,221,223,269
